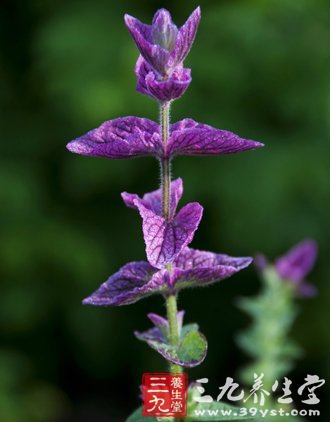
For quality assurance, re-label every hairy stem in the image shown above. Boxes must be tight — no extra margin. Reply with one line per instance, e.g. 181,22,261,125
166,294,182,374
160,101,171,221
160,101,182,374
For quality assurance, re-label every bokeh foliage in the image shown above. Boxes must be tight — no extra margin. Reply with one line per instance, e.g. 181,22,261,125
1,0,329,420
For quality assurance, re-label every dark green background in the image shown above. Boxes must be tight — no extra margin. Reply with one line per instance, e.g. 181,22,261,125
1,0,329,420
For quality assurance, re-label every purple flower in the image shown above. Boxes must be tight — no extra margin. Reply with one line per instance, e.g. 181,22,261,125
66,117,263,159
122,178,203,268
83,180,252,307
135,56,191,102
275,239,318,297
125,7,201,77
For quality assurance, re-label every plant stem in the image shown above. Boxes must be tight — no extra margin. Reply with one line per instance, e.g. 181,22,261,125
160,101,182,374
160,101,171,221
166,294,182,373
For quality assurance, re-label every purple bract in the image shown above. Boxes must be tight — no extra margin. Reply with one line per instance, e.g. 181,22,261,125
83,180,252,306
83,246,252,306
275,239,318,297
125,8,201,77
122,178,203,268
135,56,191,102
66,117,263,159
256,239,318,297
68,7,265,379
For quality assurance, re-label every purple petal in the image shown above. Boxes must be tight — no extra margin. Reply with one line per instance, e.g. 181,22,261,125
135,57,152,97
135,56,191,102
170,247,253,289
125,8,200,77
275,239,318,283
82,261,162,306
151,9,178,52
122,178,183,218
297,281,318,298
125,14,170,75
67,117,161,159
124,14,152,43
168,119,264,157
134,200,203,269
171,7,201,69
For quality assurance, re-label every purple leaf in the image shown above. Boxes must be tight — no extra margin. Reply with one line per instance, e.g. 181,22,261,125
170,247,253,289
82,261,162,306
66,117,161,159
135,325,166,344
134,200,203,269
147,313,168,333
168,119,264,157
67,117,264,160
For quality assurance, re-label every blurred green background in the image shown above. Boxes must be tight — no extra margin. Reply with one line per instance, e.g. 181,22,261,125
1,0,329,420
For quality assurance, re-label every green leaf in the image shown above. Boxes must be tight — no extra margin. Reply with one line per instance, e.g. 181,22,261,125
180,323,199,338
177,329,208,367
136,324,207,368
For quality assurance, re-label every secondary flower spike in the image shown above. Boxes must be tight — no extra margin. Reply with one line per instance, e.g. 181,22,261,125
256,239,318,297
66,117,263,159
125,7,201,77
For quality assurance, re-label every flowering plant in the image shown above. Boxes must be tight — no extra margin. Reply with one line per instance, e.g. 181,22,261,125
67,7,264,420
